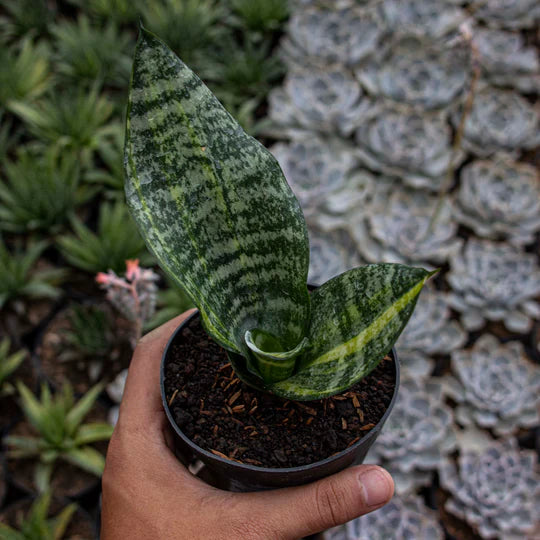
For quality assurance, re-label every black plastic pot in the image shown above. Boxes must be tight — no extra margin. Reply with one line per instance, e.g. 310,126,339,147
161,310,400,492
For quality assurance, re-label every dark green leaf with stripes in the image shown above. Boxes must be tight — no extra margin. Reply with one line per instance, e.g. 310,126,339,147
125,26,310,383
269,265,435,400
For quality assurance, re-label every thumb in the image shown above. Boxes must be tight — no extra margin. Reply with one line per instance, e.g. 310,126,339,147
234,465,393,539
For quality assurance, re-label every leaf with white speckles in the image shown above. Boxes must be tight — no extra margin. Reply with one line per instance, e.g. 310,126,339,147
125,27,310,382
270,265,435,399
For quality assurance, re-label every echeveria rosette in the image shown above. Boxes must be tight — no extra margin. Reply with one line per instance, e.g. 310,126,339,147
356,36,470,110
325,495,444,540
354,105,464,191
281,5,385,69
379,0,466,39
351,188,462,266
440,438,539,539
447,239,540,332
365,378,457,494
471,0,540,30
270,136,357,221
455,156,540,245
444,335,540,436
455,86,540,157
397,284,467,378
307,227,361,286
473,28,540,93
268,67,370,137
125,27,433,400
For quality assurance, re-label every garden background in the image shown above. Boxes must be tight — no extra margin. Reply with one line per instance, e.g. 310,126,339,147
0,0,538,538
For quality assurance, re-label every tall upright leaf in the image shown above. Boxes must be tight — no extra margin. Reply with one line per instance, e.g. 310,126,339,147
125,27,310,369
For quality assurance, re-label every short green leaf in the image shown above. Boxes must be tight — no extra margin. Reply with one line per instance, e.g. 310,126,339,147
270,265,435,399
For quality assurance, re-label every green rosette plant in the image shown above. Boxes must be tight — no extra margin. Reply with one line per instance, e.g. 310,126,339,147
0,492,77,540
125,27,435,400
6,382,113,492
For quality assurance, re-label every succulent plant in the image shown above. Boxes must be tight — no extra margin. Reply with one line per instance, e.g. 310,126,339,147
0,0,53,41
0,147,94,234
124,27,433,400
0,492,77,540
473,28,540,93
10,88,118,167
0,38,51,113
443,334,540,436
57,201,149,275
440,438,539,539
268,67,369,137
447,239,540,332
141,0,226,73
307,227,360,286
325,495,444,540
471,0,540,30
6,382,113,492
454,156,540,245
270,136,358,219
354,105,464,191
0,337,26,399
52,14,132,88
210,39,285,108
230,0,289,33
456,86,540,156
356,36,470,110
145,277,194,331
68,0,142,24
316,169,379,233
281,5,385,69
366,377,457,495
96,260,159,347
62,305,113,361
0,240,66,311
351,188,462,266
396,284,467,378
378,0,466,39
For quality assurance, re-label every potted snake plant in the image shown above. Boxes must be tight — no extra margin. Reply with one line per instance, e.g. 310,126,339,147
124,26,435,490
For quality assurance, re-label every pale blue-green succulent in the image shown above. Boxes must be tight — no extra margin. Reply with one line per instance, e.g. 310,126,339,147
124,27,433,400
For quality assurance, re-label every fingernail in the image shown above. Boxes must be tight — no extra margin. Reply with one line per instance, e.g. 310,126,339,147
358,468,392,508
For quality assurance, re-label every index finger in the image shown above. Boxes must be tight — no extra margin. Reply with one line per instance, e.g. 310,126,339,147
119,310,196,427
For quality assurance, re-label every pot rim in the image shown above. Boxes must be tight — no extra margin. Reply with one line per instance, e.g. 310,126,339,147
161,310,400,474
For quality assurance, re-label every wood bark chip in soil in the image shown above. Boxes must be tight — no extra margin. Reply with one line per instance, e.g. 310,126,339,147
0,498,95,539
164,316,395,469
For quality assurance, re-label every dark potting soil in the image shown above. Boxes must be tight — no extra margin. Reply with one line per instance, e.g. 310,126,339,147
164,316,395,469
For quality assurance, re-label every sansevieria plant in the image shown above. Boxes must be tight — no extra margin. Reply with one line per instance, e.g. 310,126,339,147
125,27,435,400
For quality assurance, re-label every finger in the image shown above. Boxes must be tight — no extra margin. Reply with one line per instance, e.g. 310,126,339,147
233,465,394,538
119,310,196,427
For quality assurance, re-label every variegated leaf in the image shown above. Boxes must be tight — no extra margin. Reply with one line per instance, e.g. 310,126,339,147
125,27,310,377
270,265,435,400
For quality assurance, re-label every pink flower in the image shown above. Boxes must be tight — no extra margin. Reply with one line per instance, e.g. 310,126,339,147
95,272,110,284
125,259,141,281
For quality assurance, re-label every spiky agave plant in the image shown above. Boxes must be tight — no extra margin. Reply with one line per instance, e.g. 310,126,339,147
125,27,435,400
0,337,26,398
5,382,113,492
0,492,77,540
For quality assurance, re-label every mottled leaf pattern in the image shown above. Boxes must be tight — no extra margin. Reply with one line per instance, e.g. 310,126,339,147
270,265,435,399
126,28,434,398
125,27,310,362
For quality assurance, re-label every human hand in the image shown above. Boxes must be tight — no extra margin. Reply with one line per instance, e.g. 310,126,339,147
101,311,394,539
